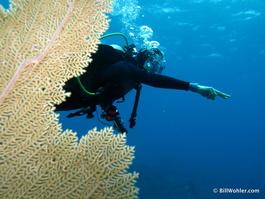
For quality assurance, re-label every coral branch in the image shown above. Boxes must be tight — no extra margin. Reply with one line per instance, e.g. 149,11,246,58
0,2,74,104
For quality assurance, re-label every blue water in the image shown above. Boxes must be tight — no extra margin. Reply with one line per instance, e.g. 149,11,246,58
2,0,265,198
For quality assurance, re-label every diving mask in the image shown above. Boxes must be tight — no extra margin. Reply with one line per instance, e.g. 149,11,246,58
143,55,165,74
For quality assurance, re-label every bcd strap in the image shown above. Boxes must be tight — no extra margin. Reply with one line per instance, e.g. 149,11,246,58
129,83,142,128
117,96,125,103
66,107,95,119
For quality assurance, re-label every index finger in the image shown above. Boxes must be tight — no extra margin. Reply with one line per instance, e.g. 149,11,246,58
215,89,231,99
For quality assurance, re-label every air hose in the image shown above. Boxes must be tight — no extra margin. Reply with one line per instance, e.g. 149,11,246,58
99,33,129,47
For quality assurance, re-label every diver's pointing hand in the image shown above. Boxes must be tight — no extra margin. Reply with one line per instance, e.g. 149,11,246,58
197,85,230,100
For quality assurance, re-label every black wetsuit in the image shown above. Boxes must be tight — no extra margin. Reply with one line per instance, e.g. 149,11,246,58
56,44,190,111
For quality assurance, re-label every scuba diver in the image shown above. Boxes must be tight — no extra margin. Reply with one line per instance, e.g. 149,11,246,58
56,33,230,134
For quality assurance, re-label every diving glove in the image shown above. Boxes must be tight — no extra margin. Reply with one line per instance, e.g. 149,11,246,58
190,83,230,100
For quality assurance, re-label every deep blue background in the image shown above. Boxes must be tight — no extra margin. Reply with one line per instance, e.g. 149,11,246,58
2,0,264,198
